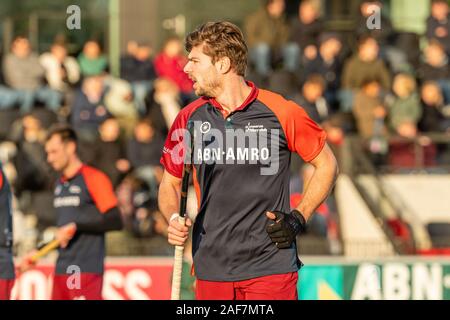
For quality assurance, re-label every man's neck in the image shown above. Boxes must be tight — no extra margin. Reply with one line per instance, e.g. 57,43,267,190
214,76,252,114
62,158,83,180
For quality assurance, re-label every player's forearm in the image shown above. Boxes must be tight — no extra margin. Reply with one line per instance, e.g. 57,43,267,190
296,160,338,221
158,180,181,222
75,207,123,233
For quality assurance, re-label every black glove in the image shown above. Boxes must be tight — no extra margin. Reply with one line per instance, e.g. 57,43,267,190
266,209,306,249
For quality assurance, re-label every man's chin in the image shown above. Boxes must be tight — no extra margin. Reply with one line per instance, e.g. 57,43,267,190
51,165,62,172
194,88,207,97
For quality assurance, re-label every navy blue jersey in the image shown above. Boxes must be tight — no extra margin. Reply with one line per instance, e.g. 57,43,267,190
161,82,326,281
54,165,118,275
0,165,14,280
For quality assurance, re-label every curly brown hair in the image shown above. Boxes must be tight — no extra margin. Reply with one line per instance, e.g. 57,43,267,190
185,21,248,76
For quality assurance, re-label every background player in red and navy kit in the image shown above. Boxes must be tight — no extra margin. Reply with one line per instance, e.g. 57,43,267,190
159,22,339,300
0,164,14,300
44,125,123,300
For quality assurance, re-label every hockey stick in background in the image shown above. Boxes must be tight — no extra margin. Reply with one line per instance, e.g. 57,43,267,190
171,121,195,300
17,225,76,273
17,239,60,273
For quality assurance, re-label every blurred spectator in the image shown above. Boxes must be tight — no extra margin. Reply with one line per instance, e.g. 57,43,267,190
102,75,139,136
290,0,324,62
71,75,111,142
302,33,344,109
342,36,391,90
353,78,387,140
120,41,156,115
0,86,21,113
419,81,450,133
40,42,80,93
292,74,330,124
3,36,62,113
418,40,450,102
356,1,410,74
77,40,108,77
153,36,194,104
126,118,164,195
426,0,450,55
418,40,450,82
341,35,391,111
244,0,296,76
292,74,345,147
354,78,389,165
116,174,167,238
92,117,130,187
355,1,394,46
127,118,164,169
146,78,181,135
388,73,422,135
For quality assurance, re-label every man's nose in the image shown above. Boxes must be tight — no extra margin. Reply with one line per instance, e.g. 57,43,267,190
183,62,191,74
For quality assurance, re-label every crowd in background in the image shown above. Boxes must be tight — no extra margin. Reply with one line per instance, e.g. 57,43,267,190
0,0,449,255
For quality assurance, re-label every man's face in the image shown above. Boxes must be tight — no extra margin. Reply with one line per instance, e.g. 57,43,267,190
84,41,100,59
422,83,441,105
432,2,449,20
268,0,285,18
364,81,381,98
303,82,323,102
360,1,382,17
100,118,120,141
359,39,379,62
320,38,341,59
299,3,317,24
83,76,104,97
164,40,182,58
45,135,73,172
51,45,67,62
134,123,154,142
184,44,222,97
425,44,445,66
136,46,151,61
12,38,31,58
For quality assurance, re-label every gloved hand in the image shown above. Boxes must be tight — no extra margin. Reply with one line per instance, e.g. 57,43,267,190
266,210,306,249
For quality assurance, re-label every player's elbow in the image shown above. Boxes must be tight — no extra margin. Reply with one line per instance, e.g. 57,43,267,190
105,207,124,231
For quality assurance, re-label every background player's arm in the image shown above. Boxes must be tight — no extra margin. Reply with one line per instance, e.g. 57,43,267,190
158,169,192,246
77,167,123,234
74,207,123,233
296,143,339,221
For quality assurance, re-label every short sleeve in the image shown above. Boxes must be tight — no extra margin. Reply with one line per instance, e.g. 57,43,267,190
257,89,327,162
82,166,118,214
160,97,206,178
284,101,327,162
160,111,189,179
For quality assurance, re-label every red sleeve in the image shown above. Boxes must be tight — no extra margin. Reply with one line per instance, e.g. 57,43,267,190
82,166,118,214
258,89,327,162
0,170,3,190
160,98,206,178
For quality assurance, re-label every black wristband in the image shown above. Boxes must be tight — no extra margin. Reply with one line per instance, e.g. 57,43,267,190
291,209,307,232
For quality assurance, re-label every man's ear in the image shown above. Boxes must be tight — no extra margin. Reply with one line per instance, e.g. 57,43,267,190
66,141,77,156
216,56,231,74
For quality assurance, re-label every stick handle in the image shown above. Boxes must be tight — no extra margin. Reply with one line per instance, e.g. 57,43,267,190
31,239,60,262
171,216,186,300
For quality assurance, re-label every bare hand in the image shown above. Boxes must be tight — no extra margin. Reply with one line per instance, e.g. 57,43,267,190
167,214,192,246
17,249,38,273
57,223,77,249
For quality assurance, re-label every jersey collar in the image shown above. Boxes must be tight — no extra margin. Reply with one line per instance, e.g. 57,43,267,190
60,163,85,183
208,81,258,117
